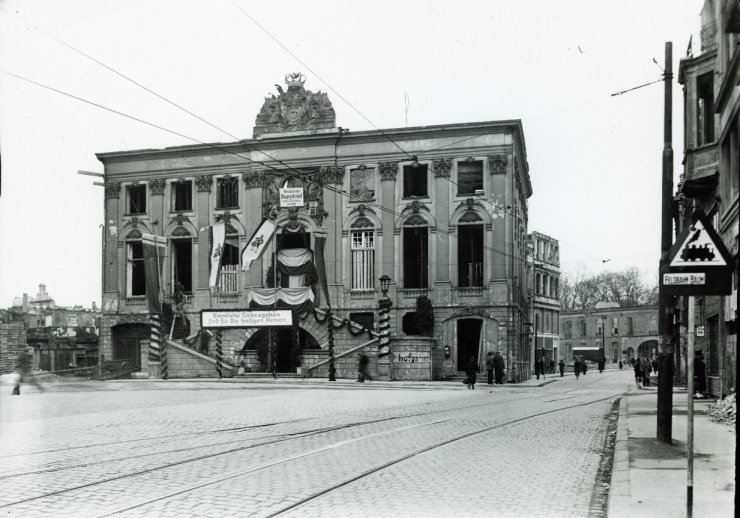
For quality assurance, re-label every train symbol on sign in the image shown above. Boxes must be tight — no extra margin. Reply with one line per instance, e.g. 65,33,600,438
680,243,715,262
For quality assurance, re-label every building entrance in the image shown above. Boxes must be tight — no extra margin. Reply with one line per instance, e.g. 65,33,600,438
110,323,148,370
457,318,482,371
243,326,321,373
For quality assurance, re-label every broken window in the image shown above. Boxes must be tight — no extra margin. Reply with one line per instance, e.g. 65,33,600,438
172,180,192,212
403,164,428,198
457,160,483,195
171,238,193,293
127,184,146,215
457,225,483,287
216,176,239,209
127,240,145,297
403,225,428,288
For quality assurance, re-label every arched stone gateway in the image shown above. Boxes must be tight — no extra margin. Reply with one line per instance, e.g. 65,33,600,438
637,340,659,360
241,326,321,373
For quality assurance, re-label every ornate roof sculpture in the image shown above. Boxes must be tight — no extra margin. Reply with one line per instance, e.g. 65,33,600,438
253,73,336,137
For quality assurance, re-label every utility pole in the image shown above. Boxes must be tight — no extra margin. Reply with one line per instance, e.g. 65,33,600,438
657,42,674,444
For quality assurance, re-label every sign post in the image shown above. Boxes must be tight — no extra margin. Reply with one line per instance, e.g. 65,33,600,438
661,209,732,518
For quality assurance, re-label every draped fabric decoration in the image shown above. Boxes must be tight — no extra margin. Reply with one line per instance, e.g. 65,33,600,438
248,287,315,314
277,248,312,288
209,222,226,289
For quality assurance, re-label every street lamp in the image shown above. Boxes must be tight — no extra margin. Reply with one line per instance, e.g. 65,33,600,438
379,274,391,297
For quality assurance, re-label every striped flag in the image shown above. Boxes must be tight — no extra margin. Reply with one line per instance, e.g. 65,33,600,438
241,218,276,272
209,222,226,288
142,233,167,313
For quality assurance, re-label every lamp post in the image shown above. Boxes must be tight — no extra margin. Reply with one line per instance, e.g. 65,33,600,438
378,274,392,359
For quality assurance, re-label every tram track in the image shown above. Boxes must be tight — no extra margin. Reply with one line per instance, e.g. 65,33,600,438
0,376,611,480
0,375,628,516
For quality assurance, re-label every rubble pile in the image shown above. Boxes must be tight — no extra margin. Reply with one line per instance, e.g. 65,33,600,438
707,393,736,431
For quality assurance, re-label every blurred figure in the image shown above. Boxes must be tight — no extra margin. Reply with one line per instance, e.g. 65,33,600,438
634,358,643,385
11,350,44,395
466,356,479,390
574,358,581,379
357,353,372,382
535,357,545,380
694,351,707,399
558,359,565,377
485,351,495,385
618,359,623,370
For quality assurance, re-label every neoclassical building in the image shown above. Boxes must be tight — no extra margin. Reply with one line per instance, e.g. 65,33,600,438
96,73,533,381
528,232,561,365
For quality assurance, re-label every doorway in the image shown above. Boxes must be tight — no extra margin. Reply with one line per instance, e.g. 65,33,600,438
457,318,482,371
111,323,148,370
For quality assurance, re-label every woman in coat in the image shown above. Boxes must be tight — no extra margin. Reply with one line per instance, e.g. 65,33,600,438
466,356,479,390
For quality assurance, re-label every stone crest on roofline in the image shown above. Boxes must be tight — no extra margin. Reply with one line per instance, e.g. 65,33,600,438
253,73,336,137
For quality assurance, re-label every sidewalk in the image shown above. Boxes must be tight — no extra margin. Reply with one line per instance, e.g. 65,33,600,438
608,382,736,517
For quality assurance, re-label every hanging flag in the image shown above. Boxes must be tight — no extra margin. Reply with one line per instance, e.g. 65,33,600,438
313,227,330,308
241,218,276,272
142,233,167,313
209,222,226,288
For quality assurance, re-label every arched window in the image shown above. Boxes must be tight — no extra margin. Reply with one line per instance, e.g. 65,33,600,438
350,217,375,290
403,215,428,289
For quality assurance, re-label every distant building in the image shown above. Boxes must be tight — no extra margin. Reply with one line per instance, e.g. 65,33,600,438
677,0,738,397
528,232,560,365
560,305,659,363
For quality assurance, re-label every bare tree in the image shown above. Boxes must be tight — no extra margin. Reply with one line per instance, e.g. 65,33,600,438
560,267,657,310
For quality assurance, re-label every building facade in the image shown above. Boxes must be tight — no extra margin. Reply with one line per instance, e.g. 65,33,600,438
528,232,560,365
96,73,534,381
560,305,659,363
677,0,738,397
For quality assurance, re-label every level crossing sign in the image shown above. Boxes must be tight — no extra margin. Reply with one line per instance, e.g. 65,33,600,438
660,209,733,296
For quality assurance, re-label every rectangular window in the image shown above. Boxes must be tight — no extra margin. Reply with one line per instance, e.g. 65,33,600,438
349,167,375,201
127,185,146,215
627,317,634,336
172,239,193,292
403,226,428,288
216,177,239,209
458,225,483,287
457,160,483,195
696,73,714,145
613,317,619,335
648,315,657,335
127,241,145,296
403,164,428,197
172,180,192,212
351,230,375,290
565,321,572,339
349,312,375,333
580,319,586,337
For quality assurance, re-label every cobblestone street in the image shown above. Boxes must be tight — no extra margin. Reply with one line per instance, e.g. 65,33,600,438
1,371,633,517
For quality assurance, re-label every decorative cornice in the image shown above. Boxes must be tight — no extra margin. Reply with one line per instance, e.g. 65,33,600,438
409,200,429,214
105,182,121,199
150,179,165,196
350,203,376,218
172,213,190,227
459,211,483,223
488,154,507,175
215,211,235,225
319,166,344,185
350,216,375,229
194,175,212,192
242,171,264,189
432,158,451,178
378,162,398,181
443,305,492,321
129,216,142,229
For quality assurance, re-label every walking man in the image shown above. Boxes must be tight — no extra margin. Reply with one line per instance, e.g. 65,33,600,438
558,358,565,377
493,351,505,385
485,351,495,385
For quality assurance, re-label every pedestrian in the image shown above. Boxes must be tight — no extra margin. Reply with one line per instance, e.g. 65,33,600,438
357,353,372,382
573,358,581,379
634,359,642,385
582,360,588,375
549,359,555,375
485,351,495,385
651,357,659,374
493,351,505,385
630,357,635,367
598,357,605,373
11,350,44,395
618,359,623,370
535,357,545,380
558,359,565,377
641,357,651,386
694,351,707,399
466,355,479,390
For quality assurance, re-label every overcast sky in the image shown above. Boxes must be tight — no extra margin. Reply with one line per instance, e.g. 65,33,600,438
0,0,703,308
